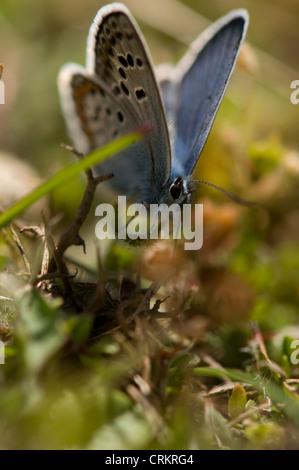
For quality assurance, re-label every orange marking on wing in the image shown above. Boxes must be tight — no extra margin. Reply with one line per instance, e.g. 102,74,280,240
74,82,96,141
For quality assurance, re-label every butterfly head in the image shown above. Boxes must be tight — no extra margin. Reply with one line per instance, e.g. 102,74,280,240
169,177,192,205
149,176,192,206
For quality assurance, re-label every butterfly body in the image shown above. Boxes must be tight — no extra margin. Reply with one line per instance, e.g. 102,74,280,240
58,3,249,206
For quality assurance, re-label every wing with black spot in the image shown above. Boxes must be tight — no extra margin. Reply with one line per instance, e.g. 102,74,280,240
58,3,171,193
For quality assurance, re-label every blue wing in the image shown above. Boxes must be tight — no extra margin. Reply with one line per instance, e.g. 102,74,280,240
160,10,249,176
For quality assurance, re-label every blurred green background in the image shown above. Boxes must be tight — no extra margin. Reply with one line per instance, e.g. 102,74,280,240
0,0,299,450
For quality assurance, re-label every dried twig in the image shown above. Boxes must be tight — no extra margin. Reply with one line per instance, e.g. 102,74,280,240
48,145,113,274
36,270,78,283
0,296,14,302
10,224,31,274
41,212,79,303
127,281,162,322
20,224,50,288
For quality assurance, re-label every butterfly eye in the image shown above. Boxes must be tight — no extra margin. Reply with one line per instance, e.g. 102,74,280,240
170,178,183,200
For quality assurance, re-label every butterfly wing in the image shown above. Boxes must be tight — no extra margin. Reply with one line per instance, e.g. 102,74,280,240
58,3,171,199
162,10,249,175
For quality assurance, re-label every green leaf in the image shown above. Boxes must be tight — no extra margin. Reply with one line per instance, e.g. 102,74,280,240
228,384,247,418
16,288,68,374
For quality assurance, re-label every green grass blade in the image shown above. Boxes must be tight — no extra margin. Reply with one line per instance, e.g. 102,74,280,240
0,129,146,229
193,367,256,385
194,366,299,424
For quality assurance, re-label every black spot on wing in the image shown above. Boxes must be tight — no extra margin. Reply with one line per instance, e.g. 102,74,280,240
121,81,130,96
118,55,128,67
118,67,126,79
117,111,124,123
135,88,146,101
127,53,134,67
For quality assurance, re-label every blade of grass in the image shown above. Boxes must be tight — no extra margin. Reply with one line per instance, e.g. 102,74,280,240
0,128,147,229
194,367,256,385
194,366,299,424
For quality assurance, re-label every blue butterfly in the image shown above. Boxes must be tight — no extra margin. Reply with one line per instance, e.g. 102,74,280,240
58,3,249,206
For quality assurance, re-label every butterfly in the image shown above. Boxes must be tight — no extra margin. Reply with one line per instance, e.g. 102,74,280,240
58,2,249,207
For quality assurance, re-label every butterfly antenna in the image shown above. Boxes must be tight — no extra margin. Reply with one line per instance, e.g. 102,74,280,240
191,180,258,209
